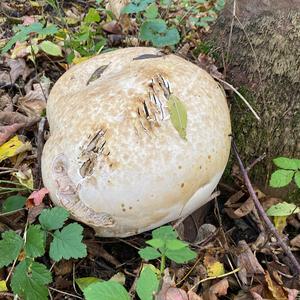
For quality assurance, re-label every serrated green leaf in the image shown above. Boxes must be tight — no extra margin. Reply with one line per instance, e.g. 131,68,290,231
0,231,23,268
83,280,130,300
136,265,159,300
294,171,300,188
11,259,52,300
273,157,298,170
139,247,161,260
166,247,197,263
84,8,100,24
76,277,101,292
152,225,178,240
139,19,180,47
269,169,295,188
145,3,158,19
40,40,62,56
146,238,164,249
166,239,187,250
266,202,300,217
167,95,188,140
2,195,26,213
49,223,87,261
39,207,69,231
24,225,45,258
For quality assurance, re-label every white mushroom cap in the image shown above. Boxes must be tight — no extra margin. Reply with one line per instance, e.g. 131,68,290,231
42,47,231,237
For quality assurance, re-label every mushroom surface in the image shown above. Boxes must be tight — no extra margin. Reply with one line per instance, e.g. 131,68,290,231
42,47,231,237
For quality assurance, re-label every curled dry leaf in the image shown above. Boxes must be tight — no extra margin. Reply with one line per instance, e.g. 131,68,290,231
165,288,188,300
102,21,123,34
236,240,265,286
187,291,203,300
26,187,49,207
108,0,130,19
290,234,300,248
197,53,223,80
7,58,33,83
18,77,51,116
202,278,229,300
265,271,287,300
0,123,24,145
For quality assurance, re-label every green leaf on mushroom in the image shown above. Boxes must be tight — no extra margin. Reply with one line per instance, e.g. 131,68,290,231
167,95,188,140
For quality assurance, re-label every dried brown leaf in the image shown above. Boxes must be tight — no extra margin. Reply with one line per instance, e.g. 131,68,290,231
265,271,287,300
290,234,300,248
202,278,229,300
102,21,122,34
187,291,203,300
7,58,33,83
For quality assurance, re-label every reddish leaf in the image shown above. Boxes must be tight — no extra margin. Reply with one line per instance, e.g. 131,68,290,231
26,188,49,207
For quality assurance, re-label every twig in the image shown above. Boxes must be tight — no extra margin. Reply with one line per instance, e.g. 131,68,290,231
48,287,83,299
213,76,261,121
189,267,241,292
246,153,266,172
232,141,300,275
35,117,46,189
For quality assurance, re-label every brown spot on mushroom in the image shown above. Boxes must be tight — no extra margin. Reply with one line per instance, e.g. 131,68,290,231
121,203,125,207
129,206,132,210
208,155,211,159
178,165,182,169
122,208,126,212
181,183,185,188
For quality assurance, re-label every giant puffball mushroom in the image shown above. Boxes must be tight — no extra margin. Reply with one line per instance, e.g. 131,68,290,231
41,47,231,237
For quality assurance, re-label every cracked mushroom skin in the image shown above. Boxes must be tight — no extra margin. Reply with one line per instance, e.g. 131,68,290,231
42,47,231,237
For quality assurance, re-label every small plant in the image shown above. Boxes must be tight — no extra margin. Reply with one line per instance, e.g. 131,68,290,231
0,207,87,299
81,225,197,300
270,157,300,188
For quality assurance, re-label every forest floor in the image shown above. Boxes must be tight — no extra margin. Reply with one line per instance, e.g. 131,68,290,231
0,1,299,299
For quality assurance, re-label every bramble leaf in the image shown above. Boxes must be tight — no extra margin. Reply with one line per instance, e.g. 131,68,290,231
0,231,23,268
40,41,62,56
24,225,45,258
146,238,164,249
136,265,159,300
273,157,299,170
166,239,187,250
122,0,155,14
269,169,294,187
295,171,300,188
138,247,161,260
76,277,101,292
83,280,130,300
152,225,177,240
166,247,197,263
84,8,100,24
11,259,52,300
266,202,300,217
39,207,69,231
49,223,87,261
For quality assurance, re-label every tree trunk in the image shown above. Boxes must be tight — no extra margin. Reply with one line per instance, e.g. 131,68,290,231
209,0,300,196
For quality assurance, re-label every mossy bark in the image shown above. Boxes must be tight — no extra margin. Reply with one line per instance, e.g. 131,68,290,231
209,1,300,193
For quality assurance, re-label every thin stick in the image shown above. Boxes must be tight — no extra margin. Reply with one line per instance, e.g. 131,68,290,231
189,267,241,292
232,142,300,275
48,287,83,299
213,76,261,121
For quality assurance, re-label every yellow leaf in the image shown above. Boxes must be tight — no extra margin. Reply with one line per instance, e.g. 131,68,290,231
14,169,34,190
30,1,41,7
72,56,92,64
0,280,7,292
207,261,225,277
0,136,29,162
265,271,287,300
274,216,287,234
204,254,225,277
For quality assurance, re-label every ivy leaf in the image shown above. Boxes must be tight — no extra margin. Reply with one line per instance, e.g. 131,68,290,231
139,19,180,47
11,259,52,300
167,95,188,140
0,231,23,268
295,171,300,188
136,265,159,300
40,41,62,56
39,207,69,231
266,202,300,217
49,223,87,261
166,247,197,263
2,195,26,213
24,225,45,258
122,0,155,14
146,238,164,249
76,277,101,292
273,157,299,170
84,8,100,24
166,239,187,250
139,247,161,260
83,281,130,300
269,169,295,188
152,225,177,240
